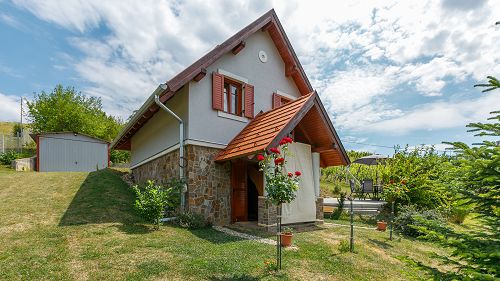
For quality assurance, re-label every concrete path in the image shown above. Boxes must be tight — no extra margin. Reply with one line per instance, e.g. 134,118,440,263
212,226,299,250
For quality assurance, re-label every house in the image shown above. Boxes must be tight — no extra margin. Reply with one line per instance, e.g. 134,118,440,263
111,9,349,229
32,132,109,172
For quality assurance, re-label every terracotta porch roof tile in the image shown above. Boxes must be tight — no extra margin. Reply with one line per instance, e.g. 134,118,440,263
215,92,315,162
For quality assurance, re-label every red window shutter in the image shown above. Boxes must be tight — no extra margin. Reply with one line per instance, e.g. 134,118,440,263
212,72,224,111
272,92,281,109
244,84,254,118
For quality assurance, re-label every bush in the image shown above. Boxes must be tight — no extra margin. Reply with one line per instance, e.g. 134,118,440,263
394,205,444,237
330,192,346,220
176,211,207,229
446,205,468,224
338,240,350,253
110,149,130,164
133,179,181,229
0,150,21,165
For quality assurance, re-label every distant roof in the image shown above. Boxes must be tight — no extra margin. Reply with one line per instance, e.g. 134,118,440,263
30,132,109,144
215,92,350,167
112,9,313,150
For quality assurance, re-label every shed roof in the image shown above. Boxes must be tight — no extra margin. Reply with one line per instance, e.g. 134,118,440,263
215,92,350,167
30,132,109,144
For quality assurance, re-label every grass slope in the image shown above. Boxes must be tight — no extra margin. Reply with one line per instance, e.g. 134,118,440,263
0,169,455,280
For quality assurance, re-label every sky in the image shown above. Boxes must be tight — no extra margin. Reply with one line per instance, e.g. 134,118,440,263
0,0,499,155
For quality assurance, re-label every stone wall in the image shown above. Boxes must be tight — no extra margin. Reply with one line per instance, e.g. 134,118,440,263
12,156,36,171
185,145,231,225
316,197,324,224
132,149,180,184
131,144,231,225
257,196,277,232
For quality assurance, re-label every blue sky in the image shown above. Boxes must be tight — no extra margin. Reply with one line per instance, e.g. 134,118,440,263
0,0,499,155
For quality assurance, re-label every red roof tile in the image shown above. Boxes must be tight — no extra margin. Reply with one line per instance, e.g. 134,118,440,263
215,93,315,161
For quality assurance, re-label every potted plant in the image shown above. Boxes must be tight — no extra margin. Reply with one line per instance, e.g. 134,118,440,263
377,220,388,231
280,227,293,247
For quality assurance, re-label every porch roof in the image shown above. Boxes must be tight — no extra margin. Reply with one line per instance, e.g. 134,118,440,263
214,92,350,167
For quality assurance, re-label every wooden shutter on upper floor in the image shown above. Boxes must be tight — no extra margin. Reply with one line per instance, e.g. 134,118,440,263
272,92,281,109
244,84,254,118
212,72,224,111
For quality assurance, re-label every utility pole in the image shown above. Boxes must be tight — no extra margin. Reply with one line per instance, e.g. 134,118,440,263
20,97,23,153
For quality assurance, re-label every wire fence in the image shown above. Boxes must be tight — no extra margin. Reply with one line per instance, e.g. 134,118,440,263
0,133,33,154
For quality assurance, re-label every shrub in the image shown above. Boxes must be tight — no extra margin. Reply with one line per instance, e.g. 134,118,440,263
110,149,130,164
394,205,444,237
0,150,20,165
338,240,350,253
446,204,468,224
176,211,207,229
133,180,181,229
330,192,346,220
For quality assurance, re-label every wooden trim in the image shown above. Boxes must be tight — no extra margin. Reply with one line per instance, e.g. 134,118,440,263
231,41,246,55
36,135,40,172
312,146,337,153
193,68,207,82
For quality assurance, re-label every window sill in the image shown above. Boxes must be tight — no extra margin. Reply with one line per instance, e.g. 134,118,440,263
217,111,249,123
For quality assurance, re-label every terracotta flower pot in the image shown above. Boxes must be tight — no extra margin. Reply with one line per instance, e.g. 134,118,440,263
377,221,388,231
280,233,293,247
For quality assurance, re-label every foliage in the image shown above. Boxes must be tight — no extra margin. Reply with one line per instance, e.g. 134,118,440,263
26,84,123,142
474,76,500,92
381,146,452,211
415,110,500,279
0,151,33,165
257,137,301,205
11,123,22,136
175,211,207,229
110,149,130,164
393,205,444,237
330,192,346,220
338,240,350,253
282,226,293,234
263,260,278,273
133,180,181,229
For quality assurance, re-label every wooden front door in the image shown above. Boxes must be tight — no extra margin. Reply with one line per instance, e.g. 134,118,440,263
231,159,247,222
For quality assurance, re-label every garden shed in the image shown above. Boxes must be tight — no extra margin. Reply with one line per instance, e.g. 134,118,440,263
31,132,109,172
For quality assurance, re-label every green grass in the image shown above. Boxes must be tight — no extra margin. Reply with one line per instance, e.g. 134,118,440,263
0,168,457,280
320,180,350,197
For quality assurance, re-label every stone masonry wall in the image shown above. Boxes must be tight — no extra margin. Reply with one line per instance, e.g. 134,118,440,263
186,145,231,225
131,145,231,225
132,149,180,185
258,196,277,232
316,197,324,224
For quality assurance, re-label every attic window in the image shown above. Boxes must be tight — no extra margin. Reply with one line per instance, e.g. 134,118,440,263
213,72,254,118
272,92,293,109
224,78,243,116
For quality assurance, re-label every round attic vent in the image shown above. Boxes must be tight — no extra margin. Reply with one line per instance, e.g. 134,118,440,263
258,50,268,63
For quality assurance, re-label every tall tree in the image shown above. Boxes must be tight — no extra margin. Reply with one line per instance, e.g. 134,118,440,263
26,85,123,141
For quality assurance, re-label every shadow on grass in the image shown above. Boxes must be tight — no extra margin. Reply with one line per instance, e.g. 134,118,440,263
397,255,463,280
368,238,393,249
58,169,149,234
188,227,246,244
208,274,260,281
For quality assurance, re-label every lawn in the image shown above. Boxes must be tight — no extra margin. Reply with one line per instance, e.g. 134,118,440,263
0,168,456,280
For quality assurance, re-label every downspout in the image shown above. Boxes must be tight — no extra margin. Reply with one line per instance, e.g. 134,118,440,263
154,83,186,212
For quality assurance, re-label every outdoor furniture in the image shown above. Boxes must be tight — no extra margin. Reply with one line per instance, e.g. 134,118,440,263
361,179,376,199
349,179,363,199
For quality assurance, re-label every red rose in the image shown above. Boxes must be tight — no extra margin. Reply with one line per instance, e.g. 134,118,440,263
270,147,280,154
274,157,285,165
279,139,287,145
295,171,301,176
256,154,265,161
288,172,293,177
284,137,293,143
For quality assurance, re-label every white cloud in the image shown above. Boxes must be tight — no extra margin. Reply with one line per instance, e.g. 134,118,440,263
365,92,500,135
9,0,500,135
0,93,21,122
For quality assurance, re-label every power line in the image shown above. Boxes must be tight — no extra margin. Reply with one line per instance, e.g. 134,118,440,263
341,140,454,154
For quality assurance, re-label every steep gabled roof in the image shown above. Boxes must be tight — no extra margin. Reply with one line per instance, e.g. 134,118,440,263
112,9,313,150
215,92,350,167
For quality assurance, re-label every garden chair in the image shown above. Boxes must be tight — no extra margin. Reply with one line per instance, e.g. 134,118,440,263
349,179,362,199
361,179,374,200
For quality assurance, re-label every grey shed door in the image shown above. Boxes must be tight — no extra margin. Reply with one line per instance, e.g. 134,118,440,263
39,135,108,172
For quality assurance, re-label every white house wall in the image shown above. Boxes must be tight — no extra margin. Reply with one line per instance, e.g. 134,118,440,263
188,31,302,146
38,133,108,172
130,86,189,167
